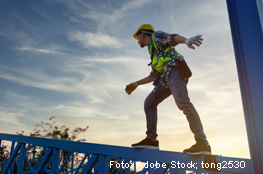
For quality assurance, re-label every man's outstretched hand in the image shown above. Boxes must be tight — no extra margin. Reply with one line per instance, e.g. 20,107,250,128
185,35,203,50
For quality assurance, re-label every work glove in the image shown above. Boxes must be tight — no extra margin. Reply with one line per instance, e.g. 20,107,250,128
185,35,203,50
125,82,138,95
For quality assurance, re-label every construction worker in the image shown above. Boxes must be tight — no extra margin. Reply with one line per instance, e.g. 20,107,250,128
125,24,211,155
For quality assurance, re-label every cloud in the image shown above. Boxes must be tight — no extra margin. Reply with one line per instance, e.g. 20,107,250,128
68,31,121,48
88,95,106,104
53,103,130,120
0,65,79,92
95,0,153,29
0,104,30,134
62,0,153,32
72,56,146,64
0,51,147,96
69,16,85,24
15,46,64,54
0,53,142,102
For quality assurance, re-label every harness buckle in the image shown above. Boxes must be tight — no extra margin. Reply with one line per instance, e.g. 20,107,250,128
168,61,176,67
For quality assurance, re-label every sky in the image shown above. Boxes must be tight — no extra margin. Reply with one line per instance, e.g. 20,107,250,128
0,0,250,159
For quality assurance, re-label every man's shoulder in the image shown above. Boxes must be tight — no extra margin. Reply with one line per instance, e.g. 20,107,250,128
153,30,166,35
153,31,172,39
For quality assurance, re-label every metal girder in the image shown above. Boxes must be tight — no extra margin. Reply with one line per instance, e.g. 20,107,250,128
152,163,169,174
0,133,253,173
52,148,60,173
98,155,108,174
34,148,53,174
2,143,21,174
80,154,99,174
226,0,263,173
59,151,72,173
17,143,25,174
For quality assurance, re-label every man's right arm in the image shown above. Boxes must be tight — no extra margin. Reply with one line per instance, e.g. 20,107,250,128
137,76,152,85
125,76,152,95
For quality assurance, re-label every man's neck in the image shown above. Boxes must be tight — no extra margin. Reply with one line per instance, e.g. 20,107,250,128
144,36,151,47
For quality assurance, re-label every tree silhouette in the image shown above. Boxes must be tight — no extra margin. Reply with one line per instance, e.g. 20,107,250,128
0,116,89,173
0,117,134,173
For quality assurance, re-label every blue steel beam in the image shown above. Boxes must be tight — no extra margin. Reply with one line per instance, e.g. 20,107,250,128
10,141,15,174
52,148,60,173
80,154,99,174
59,151,72,172
2,142,21,174
152,163,169,174
44,158,52,173
34,147,46,168
226,0,263,173
73,153,88,174
98,155,108,174
32,146,36,166
139,166,148,174
0,133,252,173
123,160,133,174
25,152,33,171
34,148,53,174
110,159,120,174
71,153,74,174
17,143,25,174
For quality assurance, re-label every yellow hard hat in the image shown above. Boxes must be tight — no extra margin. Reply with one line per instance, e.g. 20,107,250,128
133,24,155,40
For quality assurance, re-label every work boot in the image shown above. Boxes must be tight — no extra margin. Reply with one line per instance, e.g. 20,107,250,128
183,142,211,155
132,138,159,150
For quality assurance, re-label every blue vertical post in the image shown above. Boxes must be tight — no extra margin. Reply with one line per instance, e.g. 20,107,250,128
52,148,60,174
10,141,15,174
226,0,263,174
32,146,36,166
2,143,22,174
98,155,108,174
17,143,25,174
71,152,74,174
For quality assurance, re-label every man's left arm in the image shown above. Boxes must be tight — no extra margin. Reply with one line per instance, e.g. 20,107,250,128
172,34,203,50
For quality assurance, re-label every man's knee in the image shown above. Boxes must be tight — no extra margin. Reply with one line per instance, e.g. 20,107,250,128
176,100,193,111
144,99,158,109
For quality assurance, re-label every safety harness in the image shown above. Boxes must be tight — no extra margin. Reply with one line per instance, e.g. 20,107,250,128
149,36,183,92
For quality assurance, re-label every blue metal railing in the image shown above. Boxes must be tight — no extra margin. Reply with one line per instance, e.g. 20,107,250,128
0,133,252,174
